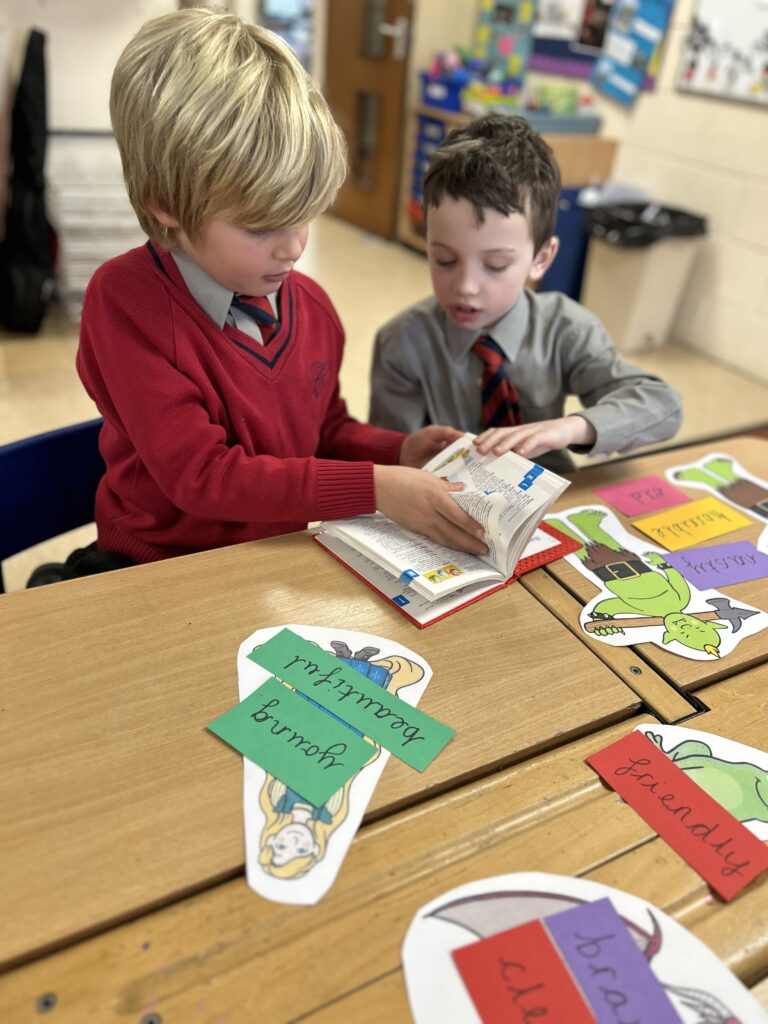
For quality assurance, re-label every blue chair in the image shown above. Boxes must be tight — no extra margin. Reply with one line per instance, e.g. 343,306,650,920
0,418,104,593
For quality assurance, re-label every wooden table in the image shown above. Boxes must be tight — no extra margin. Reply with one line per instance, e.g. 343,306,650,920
539,436,768,693
1,529,644,974
2,436,767,1022
3,664,767,1023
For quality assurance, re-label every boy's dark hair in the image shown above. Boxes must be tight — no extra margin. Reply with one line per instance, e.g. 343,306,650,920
423,114,561,254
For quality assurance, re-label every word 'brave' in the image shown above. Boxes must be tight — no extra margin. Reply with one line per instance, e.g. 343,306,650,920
573,930,639,1024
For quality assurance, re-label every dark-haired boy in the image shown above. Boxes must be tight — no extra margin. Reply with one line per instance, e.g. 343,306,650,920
370,115,681,472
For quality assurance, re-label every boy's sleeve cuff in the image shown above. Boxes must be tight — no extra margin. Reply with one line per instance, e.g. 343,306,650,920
316,460,377,520
566,411,599,455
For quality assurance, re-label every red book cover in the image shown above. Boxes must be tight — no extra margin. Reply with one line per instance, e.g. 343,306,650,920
314,522,580,628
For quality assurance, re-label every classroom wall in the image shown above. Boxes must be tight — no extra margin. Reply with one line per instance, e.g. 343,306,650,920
3,2,765,382
408,0,768,384
606,0,768,384
3,0,175,132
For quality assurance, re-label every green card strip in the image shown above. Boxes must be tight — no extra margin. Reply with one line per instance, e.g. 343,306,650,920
207,676,374,806
248,628,454,772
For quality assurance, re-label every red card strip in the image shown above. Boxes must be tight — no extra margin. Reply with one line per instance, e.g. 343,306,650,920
587,731,768,901
452,919,596,1024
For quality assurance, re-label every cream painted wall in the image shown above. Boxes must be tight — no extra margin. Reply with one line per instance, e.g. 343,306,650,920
607,0,768,382
3,0,175,131
406,0,768,383
4,1,764,379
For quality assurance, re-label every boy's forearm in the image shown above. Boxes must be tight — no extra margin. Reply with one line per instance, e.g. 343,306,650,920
566,414,597,449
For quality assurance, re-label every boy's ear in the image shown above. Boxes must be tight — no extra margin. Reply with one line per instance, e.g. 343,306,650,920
528,236,560,283
146,203,181,230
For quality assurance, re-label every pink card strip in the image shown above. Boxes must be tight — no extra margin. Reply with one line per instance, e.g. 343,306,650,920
594,475,690,516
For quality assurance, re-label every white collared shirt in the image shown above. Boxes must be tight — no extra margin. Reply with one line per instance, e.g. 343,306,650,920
171,249,278,346
369,288,682,473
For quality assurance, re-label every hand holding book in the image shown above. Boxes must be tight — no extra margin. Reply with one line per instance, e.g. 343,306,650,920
373,463,488,556
316,433,574,627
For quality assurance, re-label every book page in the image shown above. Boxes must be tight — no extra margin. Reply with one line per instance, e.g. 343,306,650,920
424,434,569,575
316,533,507,626
323,513,504,599
319,435,568,602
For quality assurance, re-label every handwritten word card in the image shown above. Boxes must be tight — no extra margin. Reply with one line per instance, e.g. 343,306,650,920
595,475,689,517
452,919,596,1024
208,676,373,806
666,541,768,589
452,898,683,1023
587,731,768,900
546,899,681,1022
249,628,454,771
632,495,753,551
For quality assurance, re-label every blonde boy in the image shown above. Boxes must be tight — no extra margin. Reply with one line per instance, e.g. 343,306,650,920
76,8,485,567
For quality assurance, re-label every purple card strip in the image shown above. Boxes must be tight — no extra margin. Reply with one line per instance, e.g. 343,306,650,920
544,898,682,1023
594,475,690,516
665,541,768,589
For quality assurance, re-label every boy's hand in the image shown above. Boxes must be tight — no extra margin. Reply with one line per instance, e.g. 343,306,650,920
399,425,464,469
473,416,597,460
373,465,487,555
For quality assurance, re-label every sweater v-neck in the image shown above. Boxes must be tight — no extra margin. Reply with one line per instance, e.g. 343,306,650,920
144,241,294,372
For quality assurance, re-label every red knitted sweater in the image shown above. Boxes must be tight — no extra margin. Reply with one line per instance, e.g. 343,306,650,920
77,243,405,562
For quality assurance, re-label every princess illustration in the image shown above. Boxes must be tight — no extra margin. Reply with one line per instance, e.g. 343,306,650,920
256,641,425,880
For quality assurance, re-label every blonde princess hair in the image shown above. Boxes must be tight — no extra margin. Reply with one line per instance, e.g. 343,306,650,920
257,654,425,880
110,6,347,245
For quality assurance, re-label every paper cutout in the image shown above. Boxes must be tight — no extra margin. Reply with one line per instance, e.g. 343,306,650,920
237,625,432,905
587,731,768,900
665,541,768,589
248,628,453,771
632,496,753,550
594,475,690,516
207,676,374,806
634,724,768,841
545,898,681,1021
402,873,767,1023
592,0,673,107
545,505,767,660
666,451,768,555
452,920,596,1023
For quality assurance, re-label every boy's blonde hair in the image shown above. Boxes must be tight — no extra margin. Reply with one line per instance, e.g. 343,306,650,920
110,6,347,245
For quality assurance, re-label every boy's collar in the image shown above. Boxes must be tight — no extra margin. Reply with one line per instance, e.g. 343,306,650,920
444,289,531,363
170,248,279,326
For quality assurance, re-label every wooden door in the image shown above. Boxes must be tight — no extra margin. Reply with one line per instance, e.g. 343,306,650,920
324,0,411,238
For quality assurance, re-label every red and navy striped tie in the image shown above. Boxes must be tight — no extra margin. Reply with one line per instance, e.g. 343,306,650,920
231,293,280,343
472,335,524,428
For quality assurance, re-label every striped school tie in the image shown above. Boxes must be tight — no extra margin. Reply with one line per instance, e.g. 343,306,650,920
230,293,280,343
472,335,524,428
